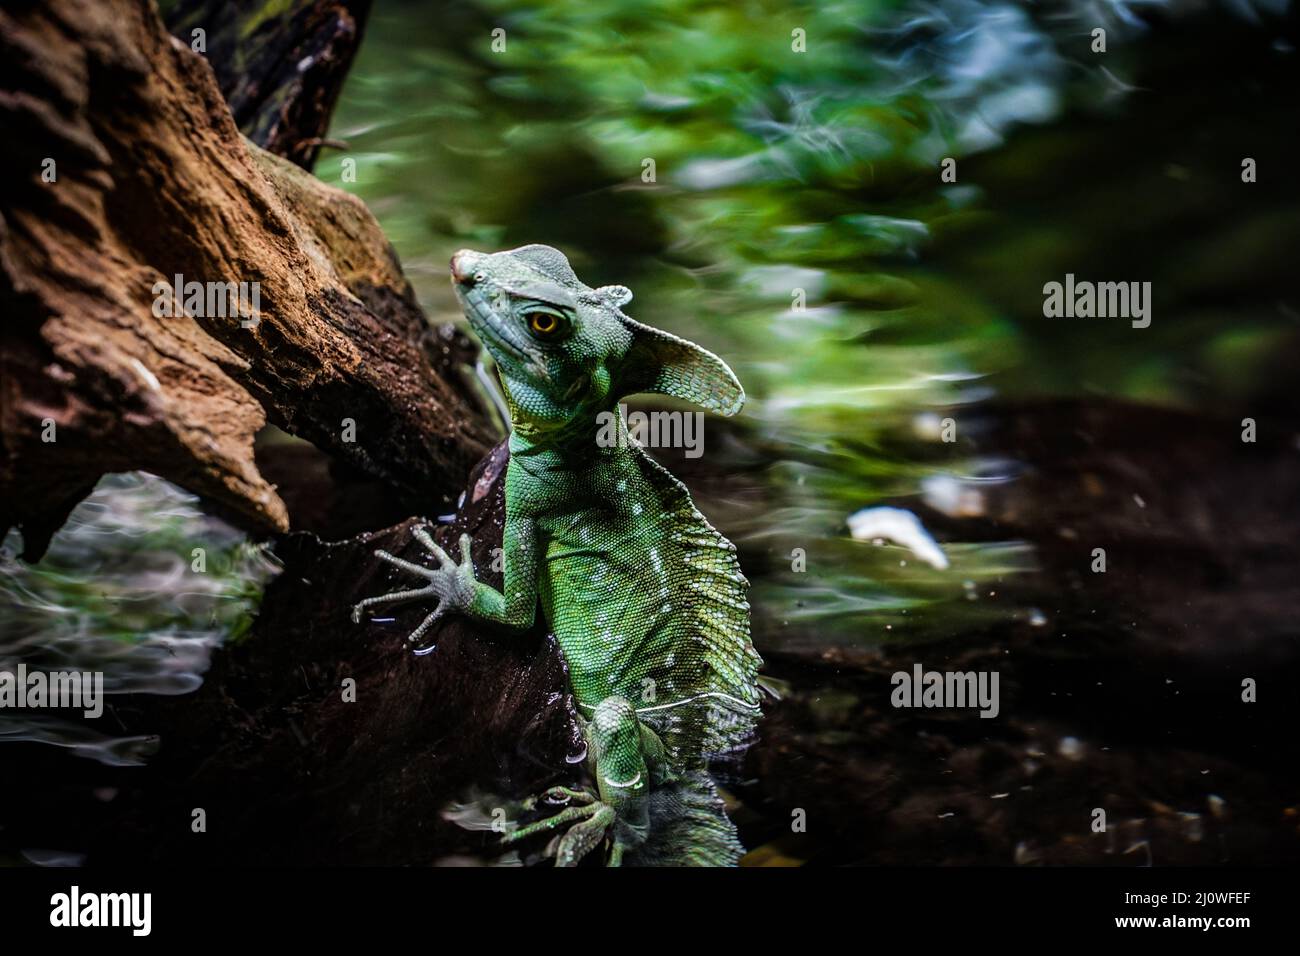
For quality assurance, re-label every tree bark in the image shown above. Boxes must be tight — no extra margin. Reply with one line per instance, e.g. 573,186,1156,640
164,0,372,171
0,0,575,867
0,0,495,561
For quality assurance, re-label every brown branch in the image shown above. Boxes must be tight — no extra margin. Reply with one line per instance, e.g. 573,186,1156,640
165,0,373,171
0,0,494,560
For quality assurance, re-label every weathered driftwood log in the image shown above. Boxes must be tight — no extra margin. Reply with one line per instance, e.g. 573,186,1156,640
164,0,372,171
0,0,495,560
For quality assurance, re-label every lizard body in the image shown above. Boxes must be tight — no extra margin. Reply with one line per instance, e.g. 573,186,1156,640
353,244,762,865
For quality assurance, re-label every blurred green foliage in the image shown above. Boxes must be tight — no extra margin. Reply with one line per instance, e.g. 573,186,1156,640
316,0,1101,648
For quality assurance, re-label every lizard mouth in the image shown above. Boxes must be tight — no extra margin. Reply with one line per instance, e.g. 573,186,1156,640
455,283,548,379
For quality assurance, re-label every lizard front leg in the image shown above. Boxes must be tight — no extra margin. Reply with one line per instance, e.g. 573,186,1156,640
351,515,539,652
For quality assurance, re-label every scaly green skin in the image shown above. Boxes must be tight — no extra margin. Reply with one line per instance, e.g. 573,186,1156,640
353,244,762,866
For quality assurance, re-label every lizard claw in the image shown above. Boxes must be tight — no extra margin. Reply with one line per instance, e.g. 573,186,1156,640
504,797,617,867
406,602,446,655
351,527,479,654
413,527,453,568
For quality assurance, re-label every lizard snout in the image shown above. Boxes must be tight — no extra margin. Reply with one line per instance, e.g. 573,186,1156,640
450,249,481,286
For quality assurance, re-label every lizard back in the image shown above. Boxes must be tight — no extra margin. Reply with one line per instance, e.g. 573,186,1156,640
515,440,763,767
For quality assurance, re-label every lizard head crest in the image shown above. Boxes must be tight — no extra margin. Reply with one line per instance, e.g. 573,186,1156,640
450,244,744,436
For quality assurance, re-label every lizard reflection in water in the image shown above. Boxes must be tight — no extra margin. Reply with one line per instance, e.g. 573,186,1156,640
353,245,763,866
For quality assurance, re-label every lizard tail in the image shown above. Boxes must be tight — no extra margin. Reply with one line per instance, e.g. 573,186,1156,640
627,769,746,866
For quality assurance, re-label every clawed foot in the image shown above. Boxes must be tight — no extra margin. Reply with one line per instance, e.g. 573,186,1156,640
350,528,476,654
504,787,622,867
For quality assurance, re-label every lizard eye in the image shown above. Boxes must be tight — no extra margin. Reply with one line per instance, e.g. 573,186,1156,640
524,309,567,340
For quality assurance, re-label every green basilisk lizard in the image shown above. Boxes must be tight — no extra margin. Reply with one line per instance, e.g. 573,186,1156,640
352,244,762,866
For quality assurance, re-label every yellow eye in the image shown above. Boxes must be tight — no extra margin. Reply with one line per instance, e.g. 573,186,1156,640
526,312,560,336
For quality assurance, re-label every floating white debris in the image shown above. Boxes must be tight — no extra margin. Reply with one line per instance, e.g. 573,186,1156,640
920,474,985,518
846,506,949,569
21,849,86,868
1014,841,1040,865
912,412,947,441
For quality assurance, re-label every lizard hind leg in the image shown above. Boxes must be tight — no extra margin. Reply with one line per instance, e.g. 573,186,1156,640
502,695,651,866
585,695,653,858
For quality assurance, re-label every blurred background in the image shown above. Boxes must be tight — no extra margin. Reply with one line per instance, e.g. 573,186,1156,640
4,0,1298,864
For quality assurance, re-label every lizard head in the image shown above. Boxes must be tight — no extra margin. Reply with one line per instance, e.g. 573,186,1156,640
450,244,744,437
